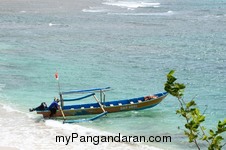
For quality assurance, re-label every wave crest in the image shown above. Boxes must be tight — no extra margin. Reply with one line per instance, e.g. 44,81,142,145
103,1,160,10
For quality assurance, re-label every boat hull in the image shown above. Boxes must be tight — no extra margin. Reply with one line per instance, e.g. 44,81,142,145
37,92,167,118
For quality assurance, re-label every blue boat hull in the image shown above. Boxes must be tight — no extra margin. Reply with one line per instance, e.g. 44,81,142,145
37,92,168,118
37,92,168,117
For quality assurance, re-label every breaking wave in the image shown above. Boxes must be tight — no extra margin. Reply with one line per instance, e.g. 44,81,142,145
103,1,160,10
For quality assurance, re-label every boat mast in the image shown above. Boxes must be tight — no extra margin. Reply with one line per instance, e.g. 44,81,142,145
59,93,64,108
55,71,64,108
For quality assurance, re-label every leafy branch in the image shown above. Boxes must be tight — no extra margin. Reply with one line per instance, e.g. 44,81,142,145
164,70,226,150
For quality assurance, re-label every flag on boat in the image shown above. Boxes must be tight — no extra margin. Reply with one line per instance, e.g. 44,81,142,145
55,72,59,80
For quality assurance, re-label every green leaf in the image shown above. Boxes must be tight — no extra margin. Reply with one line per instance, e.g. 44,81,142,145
168,70,175,76
188,133,198,142
167,74,177,84
198,115,205,122
195,108,200,115
176,83,186,90
185,123,191,129
186,100,197,109
215,136,223,142
218,119,226,126
202,135,207,140
209,129,215,136
176,110,181,114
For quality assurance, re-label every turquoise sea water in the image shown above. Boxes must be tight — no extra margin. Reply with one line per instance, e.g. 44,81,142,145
0,0,226,149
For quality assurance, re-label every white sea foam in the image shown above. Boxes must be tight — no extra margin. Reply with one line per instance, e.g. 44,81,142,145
48,23,69,27
0,104,162,150
19,10,26,13
103,1,160,10
108,10,174,16
2,104,16,112
49,23,60,26
44,120,162,150
2,104,21,113
82,7,108,13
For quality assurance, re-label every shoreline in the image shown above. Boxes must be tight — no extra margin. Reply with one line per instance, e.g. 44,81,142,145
0,103,163,150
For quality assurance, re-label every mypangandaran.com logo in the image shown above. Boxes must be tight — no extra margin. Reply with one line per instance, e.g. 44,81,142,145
56,133,172,145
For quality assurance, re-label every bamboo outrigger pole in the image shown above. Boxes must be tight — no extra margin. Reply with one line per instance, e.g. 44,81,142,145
93,94,106,113
55,71,66,120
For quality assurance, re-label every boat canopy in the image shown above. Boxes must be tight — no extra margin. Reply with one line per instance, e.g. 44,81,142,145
63,93,95,101
61,87,111,95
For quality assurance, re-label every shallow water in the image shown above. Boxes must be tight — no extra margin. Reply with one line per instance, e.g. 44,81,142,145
0,0,226,149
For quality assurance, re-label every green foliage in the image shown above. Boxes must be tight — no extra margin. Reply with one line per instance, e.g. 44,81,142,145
164,70,226,150
208,120,226,150
164,70,186,98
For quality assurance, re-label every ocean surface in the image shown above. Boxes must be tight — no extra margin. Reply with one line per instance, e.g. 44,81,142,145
0,0,226,149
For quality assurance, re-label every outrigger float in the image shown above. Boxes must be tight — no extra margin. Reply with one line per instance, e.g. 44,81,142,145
36,87,168,123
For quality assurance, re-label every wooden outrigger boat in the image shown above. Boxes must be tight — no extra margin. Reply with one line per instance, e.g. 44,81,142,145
36,87,167,123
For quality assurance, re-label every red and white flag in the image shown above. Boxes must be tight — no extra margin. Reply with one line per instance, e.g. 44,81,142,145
55,72,59,80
